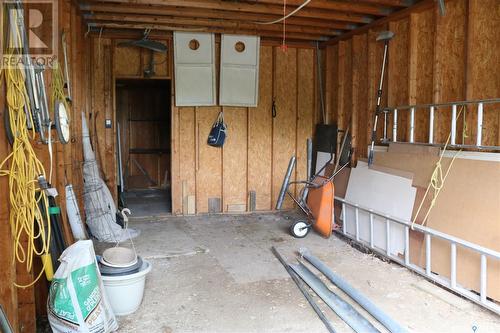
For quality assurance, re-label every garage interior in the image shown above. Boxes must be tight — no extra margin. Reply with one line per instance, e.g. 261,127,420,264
0,0,498,332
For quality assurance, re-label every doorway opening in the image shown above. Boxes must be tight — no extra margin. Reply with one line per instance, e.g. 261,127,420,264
115,79,171,216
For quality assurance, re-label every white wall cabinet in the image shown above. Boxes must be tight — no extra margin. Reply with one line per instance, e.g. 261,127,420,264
219,35,260,107
174,32,216,106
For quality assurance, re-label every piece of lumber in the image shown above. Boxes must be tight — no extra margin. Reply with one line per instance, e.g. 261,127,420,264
85,13,343,37
87,0,372,24
88,22,330,41
81,4,356,30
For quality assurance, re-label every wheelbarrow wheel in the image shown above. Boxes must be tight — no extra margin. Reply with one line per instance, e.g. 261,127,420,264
290,220,310,238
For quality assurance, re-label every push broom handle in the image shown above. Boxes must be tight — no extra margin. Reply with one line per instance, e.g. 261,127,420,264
276,156,296,210
368,41,389,165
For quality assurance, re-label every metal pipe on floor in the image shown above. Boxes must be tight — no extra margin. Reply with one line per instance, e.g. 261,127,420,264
300,248,407,333
290,262,380,333
271,247,336,333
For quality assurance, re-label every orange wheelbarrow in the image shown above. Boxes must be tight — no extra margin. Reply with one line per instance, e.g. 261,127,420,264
276,154,348,238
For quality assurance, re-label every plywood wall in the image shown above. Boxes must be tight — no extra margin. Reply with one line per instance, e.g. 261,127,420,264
172,44,318,214
88,35,317,214
324,0,500,159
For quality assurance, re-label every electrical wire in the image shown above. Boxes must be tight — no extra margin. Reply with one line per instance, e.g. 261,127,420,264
0,5,51,288
254,0,312,25
282,0,287,50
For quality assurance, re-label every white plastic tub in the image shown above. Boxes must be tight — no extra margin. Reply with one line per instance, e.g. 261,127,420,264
101,260,152,316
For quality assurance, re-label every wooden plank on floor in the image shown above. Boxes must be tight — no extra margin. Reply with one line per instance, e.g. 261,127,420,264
247,45,273,211
272,47,297,209
222,107,248,212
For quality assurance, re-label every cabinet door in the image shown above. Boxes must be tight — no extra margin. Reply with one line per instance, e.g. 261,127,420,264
220,35,260,107
174,32,216,106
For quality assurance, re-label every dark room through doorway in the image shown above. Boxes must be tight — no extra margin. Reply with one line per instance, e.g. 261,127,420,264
115,79,171,216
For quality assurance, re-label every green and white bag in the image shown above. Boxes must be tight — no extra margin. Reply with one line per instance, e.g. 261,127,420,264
48,240,118,333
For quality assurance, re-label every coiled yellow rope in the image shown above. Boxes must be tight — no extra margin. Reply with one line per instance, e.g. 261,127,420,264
411,106,464,229
0,7,51,288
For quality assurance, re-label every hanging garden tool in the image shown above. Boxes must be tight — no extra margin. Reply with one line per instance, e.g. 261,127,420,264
367,31,394,166
51,61,71,144
61,31,72,102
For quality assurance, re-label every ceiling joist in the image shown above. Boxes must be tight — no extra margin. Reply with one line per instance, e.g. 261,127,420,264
80,4,358,30
249,0,393,16
85,0,373,23
85,13,342,37
80,0,421,43
89,22,329,41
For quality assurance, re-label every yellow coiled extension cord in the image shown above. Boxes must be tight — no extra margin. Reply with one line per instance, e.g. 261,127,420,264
0,6,52,288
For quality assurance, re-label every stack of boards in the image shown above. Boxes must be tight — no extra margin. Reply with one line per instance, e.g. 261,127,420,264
341,143,500,302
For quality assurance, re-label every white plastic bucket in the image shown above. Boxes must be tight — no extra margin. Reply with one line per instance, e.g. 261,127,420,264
101,260,152,316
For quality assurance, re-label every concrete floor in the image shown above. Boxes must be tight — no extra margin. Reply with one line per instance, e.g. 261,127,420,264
102,212,500,333
123,189,171,216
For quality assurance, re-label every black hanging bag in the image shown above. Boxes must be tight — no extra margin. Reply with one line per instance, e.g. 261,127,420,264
207,111,227,147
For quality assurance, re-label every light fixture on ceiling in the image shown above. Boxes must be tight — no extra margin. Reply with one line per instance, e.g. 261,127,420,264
118,29,167,53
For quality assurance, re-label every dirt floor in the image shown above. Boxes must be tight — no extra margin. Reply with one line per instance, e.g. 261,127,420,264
96,212,500,333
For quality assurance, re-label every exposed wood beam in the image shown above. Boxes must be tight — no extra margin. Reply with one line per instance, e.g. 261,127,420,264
80,3,358,30
89,29,317,47
85,13,342,36
85,0,373,23
351,0,415,6
88,22,330,41
253,0,392,16
321,0,431,45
